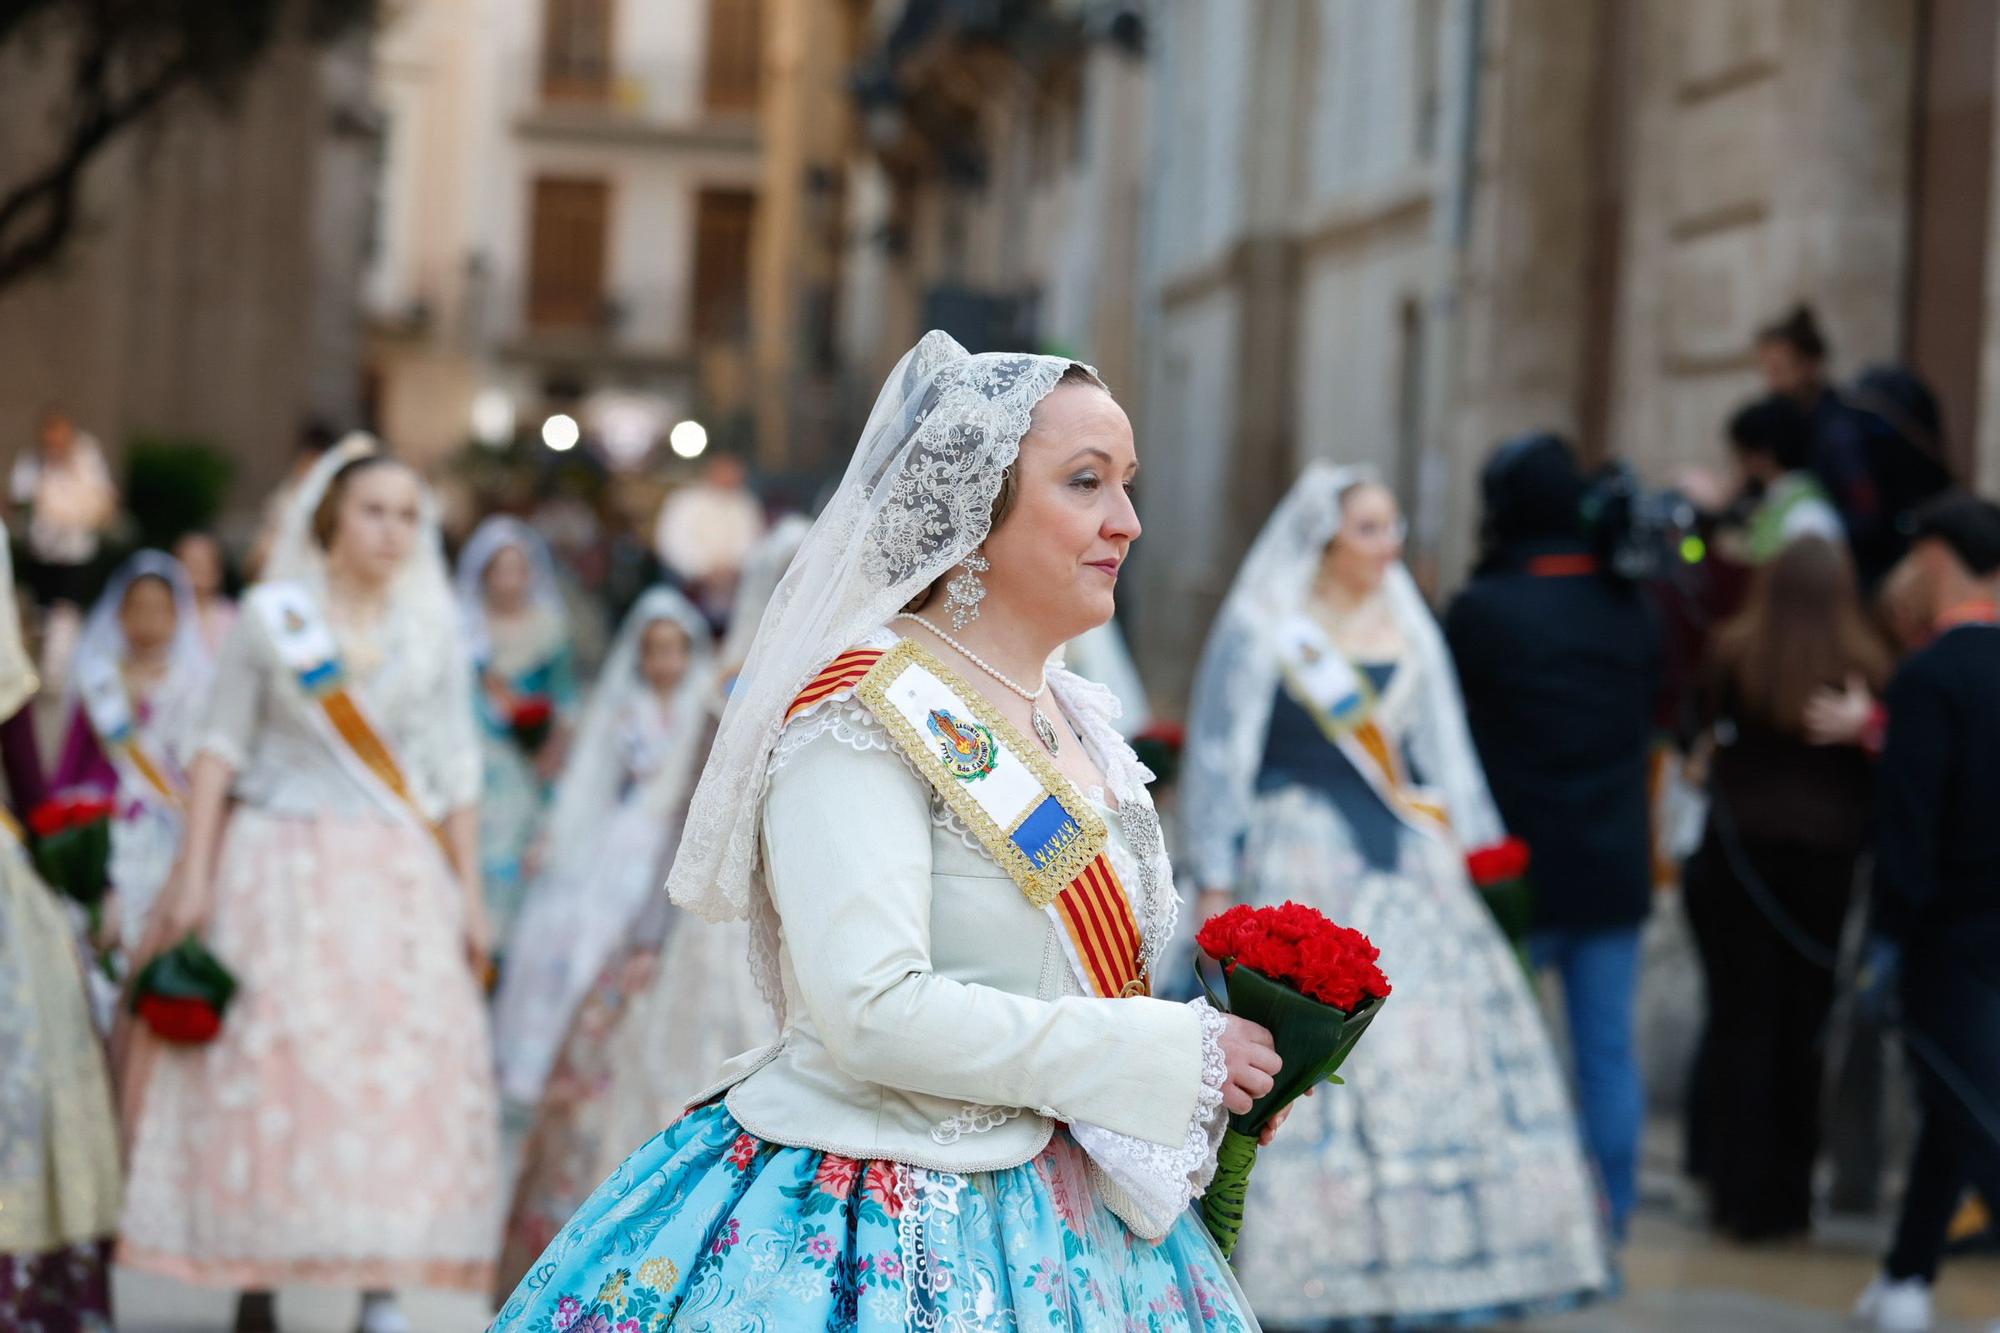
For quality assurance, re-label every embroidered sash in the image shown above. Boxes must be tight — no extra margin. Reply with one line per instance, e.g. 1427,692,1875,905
76,658,183,811
248,583,451,858
1274,613,1451,839
790,639,1149,999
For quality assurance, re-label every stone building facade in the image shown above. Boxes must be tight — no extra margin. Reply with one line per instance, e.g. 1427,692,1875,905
1127,0,1991,707
0,30,379,515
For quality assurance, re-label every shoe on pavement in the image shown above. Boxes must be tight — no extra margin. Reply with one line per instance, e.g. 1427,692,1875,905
1854,1274,1934,1332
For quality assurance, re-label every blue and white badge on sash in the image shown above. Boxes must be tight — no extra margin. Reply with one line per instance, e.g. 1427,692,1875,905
860,640,1104,907
77,656,136,743
250,582,344,693
1275,613,1367,726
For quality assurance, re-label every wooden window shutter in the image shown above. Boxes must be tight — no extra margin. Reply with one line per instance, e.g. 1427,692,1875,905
702,0,762,113
528,177,611,331
542,0,614,102
692,188,756,340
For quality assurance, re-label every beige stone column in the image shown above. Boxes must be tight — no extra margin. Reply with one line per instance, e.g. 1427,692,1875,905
1438,0,1604,584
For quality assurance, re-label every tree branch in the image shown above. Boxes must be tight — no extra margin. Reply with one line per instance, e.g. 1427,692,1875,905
0,54,195,289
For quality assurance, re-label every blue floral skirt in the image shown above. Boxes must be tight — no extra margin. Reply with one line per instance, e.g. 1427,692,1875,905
491,1103,1257,1332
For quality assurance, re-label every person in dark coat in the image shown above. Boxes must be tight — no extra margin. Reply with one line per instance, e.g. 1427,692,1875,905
1445,432,1665,1241
1854,492,2000,1332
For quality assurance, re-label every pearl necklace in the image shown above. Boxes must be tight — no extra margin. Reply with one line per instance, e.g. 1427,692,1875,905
896,612,1061,756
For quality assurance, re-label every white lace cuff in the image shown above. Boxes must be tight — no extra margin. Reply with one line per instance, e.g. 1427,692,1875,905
1068,996,1231,1240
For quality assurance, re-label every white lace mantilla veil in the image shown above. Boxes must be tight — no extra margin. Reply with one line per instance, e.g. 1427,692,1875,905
453,514,567,666
666,332,1084,1000
261,433,460,687
717,512,812,674
540,586,715,885
1182,462,1504,893
66,549,212,747
0,522,37,723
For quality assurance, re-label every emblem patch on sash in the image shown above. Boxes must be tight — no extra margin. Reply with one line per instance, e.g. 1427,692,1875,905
926,707,997,781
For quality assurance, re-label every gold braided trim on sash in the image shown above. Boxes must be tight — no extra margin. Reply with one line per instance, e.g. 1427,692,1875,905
855,638,1106,908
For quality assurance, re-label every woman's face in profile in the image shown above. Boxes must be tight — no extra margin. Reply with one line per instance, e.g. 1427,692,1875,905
978,384,1142,641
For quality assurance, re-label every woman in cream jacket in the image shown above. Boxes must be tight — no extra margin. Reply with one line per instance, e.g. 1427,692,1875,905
493,334,1282,1331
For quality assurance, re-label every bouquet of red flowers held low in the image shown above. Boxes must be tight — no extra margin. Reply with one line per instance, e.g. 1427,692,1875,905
129,934,238,1044
508,694,557,755
28,794,116,946
1195,901,1390,1259
1466,835,1534,969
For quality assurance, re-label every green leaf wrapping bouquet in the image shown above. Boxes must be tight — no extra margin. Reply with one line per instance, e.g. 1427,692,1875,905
1194,901,1391,1259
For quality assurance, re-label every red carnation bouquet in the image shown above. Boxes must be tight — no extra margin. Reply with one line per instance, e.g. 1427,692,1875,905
1195,901,1391,1258
508,694,556,755
28,794,116,948
1466,835,1534,970
129,935,238,1044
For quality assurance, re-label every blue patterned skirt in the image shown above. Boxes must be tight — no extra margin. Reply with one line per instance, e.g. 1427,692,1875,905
491,1103,1257,1332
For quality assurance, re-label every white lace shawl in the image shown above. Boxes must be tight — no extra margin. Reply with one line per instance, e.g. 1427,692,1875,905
1182,462,1504,892
453,514,570,670
66,548,215,770
538,587,715,891
769,628,1227,1238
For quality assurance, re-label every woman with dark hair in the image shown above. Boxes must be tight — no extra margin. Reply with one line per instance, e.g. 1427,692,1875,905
1684,534,1891,1240
119,440,500,1333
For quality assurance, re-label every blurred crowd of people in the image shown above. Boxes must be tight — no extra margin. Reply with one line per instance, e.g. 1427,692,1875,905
3,299,1997,1333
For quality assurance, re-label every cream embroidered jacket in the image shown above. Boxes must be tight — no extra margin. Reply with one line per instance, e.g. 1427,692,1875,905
696,650,1216,1189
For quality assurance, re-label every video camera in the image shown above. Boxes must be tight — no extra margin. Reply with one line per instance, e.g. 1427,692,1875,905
1578,462,1704,585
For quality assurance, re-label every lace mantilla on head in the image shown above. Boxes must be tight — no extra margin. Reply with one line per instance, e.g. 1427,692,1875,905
668,333,1085,930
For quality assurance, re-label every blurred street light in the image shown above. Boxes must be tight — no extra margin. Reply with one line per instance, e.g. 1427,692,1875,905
471,389,514,448
541,412,580,452
669,419,709,459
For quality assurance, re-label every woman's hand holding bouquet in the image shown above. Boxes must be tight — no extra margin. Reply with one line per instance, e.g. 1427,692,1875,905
1195,900,1391,1259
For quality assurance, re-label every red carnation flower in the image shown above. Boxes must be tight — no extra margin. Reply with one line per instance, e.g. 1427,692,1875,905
1196,900,1390,1012
1466,836,1532,887
136,993,224,1044
510,697,555,728
27,801,65,839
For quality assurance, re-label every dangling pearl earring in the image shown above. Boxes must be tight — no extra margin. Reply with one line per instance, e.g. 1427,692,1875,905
942,552,991,630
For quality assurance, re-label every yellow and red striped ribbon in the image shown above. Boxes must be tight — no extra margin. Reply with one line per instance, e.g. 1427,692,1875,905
317,687,454,860
787,648,886,721
1053,854,1147,997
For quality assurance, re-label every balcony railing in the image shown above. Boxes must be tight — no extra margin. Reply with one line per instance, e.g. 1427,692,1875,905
511,53,760,150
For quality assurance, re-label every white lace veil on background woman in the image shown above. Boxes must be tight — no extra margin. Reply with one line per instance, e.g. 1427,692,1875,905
1181,462,1503,894
65,550,212,756
666,332,1086,1001
453,515,567,668
261,433,460,678
716,513,812,675
539,586,715,887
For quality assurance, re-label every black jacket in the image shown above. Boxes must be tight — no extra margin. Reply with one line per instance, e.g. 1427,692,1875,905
1446,538,1664,930
1875,625,2000,1076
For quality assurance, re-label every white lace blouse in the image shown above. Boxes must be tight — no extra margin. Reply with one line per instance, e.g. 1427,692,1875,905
198,592,481,822
699,630,1229,1239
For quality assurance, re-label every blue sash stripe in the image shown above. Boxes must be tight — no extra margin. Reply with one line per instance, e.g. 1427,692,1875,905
299,659,344,695
1011,796,1086,873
